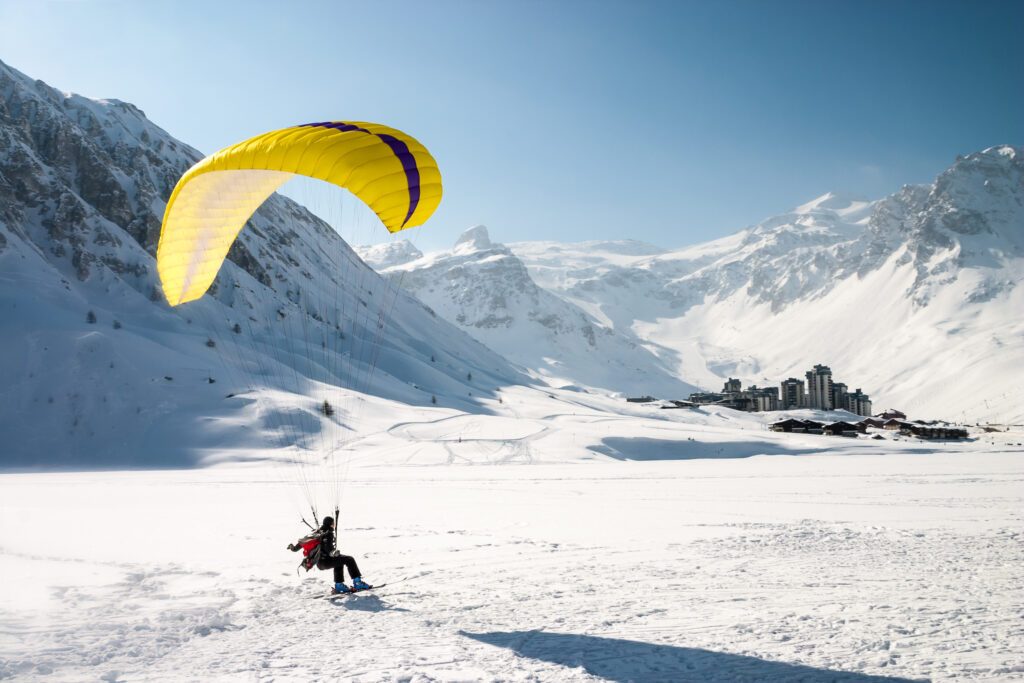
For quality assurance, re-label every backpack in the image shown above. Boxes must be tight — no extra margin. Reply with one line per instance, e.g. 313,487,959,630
288,532,324,572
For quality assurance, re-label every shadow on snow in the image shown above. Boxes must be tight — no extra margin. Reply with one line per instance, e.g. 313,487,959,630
327,593,409,613
460,630,923,682
592,437,821,461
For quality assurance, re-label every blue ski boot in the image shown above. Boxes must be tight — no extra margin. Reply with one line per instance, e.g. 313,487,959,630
332,582,351,595
352,577,372,591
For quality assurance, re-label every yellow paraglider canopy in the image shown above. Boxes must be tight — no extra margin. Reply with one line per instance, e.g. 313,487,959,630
157,121,442,306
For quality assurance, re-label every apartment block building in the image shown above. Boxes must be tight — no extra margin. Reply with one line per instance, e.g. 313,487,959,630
682,365,873,415
781,378,806,410
845,388,873,417
805,364,833,410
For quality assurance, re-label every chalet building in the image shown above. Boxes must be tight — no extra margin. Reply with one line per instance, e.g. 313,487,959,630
781,378,806,409
806,365,833,410
802,419,825,434
876,409,907,420
824,421,861,436
900,424,969,440
768,407,963,441
771,418,808,433
774,419,875,437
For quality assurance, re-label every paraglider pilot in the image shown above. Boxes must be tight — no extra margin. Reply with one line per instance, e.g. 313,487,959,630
288,516,372,594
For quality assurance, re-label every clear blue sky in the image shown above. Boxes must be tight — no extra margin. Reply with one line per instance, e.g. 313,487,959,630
1,0,1021,251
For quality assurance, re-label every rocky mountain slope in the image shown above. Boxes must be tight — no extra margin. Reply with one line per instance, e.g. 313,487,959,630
364,147,1022,423
0,58,524,466
360,225,698,397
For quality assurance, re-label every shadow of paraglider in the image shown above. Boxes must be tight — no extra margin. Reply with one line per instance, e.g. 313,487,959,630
327,594,409,613
460,630,923,682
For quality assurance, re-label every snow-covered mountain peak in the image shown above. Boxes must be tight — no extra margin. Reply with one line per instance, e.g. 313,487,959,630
926,145,1024,246
503,148,1022,422
454,224,493,252
356,239,424,270
795,191,872,216
985,144,1017,160
747,192,875,244
382,225,697,397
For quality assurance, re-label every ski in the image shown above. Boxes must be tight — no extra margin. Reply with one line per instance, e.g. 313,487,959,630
315,583,386,599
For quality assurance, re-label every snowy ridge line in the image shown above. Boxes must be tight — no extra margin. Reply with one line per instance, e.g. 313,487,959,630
363,148,1023,423
362,224,700,399
0,56,527,467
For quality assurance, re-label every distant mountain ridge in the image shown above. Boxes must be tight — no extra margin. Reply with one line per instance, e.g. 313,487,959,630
360,225,699,397
510,146,1023,422
369,147,1023,423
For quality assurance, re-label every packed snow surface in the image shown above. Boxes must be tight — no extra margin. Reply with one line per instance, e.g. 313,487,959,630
2,399,1023,682
3,54,1023,683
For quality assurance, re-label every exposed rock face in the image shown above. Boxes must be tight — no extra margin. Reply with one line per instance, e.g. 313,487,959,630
0,58,522,466
510,147,1022,320
362,226,699,398
1,72,189,260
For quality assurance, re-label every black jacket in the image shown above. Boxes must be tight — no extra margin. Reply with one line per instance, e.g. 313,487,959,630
319,528,337,555
314,527,338,569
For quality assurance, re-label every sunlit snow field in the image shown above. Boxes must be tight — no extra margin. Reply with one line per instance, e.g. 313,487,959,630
2,405,1022,682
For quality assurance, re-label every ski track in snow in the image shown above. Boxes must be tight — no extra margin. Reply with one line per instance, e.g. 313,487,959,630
2,450,1023,682
2,55,1023,683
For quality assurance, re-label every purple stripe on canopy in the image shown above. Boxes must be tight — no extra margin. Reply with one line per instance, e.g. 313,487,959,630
301,121,421,227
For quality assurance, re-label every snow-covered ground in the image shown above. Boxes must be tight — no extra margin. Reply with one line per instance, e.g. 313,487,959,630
2,54,1022,683
3,405,1022,682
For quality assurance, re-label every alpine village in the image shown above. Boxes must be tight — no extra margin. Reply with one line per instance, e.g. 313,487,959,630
628,363,969,441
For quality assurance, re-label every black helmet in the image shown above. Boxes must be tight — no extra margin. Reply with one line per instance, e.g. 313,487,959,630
322,515,334,528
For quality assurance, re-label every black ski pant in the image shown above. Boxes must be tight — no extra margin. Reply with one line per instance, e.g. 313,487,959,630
320,554,361,583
